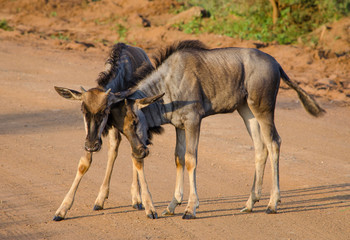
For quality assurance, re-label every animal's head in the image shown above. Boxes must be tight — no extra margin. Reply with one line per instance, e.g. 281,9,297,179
54,86,164,159
117,93,164,159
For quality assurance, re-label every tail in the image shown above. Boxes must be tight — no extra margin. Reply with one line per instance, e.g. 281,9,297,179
279,66,326,117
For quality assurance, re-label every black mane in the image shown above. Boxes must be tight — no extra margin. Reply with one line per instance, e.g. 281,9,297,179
97,43,126,88
153,40,208,68
132,61,155,84
146,126,164,145
132,40,208,82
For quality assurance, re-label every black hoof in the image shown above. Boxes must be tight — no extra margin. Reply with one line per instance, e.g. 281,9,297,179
93,205,103,211
147,212,158,219
182,212,196,219
53,215,64,221
132,203,143,210
265,208,277,214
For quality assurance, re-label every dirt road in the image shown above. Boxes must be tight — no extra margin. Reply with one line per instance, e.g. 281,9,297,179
1,40,349,239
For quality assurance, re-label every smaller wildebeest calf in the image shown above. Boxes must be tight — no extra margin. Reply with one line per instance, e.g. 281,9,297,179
53,43,161,221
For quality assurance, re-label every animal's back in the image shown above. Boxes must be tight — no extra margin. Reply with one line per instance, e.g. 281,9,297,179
164,47,281,116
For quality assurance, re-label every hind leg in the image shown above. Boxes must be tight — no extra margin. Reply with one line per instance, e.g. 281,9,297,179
261,121,281,214
248,103,281,213
238,103,268,212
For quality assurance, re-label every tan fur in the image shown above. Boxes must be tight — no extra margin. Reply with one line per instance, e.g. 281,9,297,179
81,88,109,114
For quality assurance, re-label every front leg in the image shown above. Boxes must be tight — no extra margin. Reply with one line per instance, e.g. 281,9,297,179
131,163,142,210
182,120,201,219
163,128,185,216
132,157,157,219
53,152,92,221
94,128,121,210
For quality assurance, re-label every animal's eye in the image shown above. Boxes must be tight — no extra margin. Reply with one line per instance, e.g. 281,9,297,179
85,112,91,118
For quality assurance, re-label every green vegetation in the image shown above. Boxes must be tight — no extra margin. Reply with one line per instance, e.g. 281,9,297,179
114,23,128,41
50,33,70,41
0,19,13,31
174,0,350,44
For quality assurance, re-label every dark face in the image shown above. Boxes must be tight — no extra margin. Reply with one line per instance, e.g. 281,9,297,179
120,102,149,159
54,85,163,157
82,98,149,158
115,93,165,159
81,102,110,152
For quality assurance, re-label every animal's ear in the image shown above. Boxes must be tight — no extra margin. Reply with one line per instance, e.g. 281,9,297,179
54,86,82,100
135,93,165,109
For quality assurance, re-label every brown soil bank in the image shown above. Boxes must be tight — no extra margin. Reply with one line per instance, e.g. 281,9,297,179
0,0,349,104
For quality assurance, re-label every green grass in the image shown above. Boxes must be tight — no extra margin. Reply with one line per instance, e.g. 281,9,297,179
50,33,70,41
0,19,13,31
174,0,350,44
113,23,128,41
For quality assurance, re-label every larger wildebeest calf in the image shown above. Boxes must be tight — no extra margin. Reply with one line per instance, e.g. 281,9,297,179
104,40,325,219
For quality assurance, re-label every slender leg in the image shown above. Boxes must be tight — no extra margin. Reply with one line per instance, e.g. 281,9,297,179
162,128,186,216
93,127,121,210
259,120,281,213
182,120,201,219
131,164,142,210
53,151,93,221
248,103,281,214
132,157,157,219
238,103,268,213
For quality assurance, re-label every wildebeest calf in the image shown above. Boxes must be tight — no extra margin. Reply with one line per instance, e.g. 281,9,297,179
53,43,161,220
100,40,325,219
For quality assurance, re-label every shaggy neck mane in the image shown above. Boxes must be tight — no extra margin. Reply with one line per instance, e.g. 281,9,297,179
153,40,208,67
133,40,208,83
97,43,126,88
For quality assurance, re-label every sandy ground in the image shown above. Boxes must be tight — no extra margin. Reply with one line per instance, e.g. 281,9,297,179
1,37,350,240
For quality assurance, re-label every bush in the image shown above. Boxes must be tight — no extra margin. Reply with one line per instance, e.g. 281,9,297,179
174,0,350,44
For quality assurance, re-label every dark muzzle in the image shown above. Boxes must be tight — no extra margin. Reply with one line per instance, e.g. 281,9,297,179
85,139,102,152
132,145,149,159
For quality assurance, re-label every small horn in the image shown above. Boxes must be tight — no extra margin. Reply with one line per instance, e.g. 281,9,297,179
105,88,112,95
80,86,87,92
